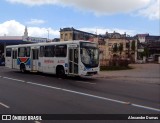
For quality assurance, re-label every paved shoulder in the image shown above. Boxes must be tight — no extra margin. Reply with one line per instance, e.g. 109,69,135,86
93,64,160,84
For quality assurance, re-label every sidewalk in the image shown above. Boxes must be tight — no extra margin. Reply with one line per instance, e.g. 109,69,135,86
93,64,160,84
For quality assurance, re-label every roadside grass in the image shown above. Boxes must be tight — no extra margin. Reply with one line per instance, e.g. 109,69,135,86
100,66,133,71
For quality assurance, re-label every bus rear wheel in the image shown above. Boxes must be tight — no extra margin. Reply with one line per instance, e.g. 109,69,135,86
56,66,65,78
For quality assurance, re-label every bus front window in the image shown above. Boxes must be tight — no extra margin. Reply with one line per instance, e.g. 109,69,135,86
81,48,91,65
80,42,99,68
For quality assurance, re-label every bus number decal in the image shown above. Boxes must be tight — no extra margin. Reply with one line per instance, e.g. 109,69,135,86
58,60,65,63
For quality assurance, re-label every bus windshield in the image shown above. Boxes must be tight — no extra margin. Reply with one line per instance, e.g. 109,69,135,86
80,42,99,68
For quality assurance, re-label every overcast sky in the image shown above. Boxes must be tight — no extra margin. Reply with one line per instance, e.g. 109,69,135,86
0,0,159,38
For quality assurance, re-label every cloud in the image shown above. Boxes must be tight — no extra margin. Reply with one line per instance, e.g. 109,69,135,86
6,0,59,6
0,20,59,38
138,0,160,20
0,20,136,40
6,0,151,14
28,27,59,38
61,0,151,15
0,20,24,36
26,19,46,25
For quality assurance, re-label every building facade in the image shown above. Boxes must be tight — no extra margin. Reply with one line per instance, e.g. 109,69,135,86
60,27,97,41
136,34,160,62
95,32,137,66
136,34,149,43
145,35,160,59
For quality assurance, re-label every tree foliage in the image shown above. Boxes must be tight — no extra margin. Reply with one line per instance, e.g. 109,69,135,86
112,43,118,53
131,41,135,51
119,43,123,54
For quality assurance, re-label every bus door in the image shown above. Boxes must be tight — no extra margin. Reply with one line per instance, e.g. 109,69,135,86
68,46,79,75
12,49,17,69
31,48,39,71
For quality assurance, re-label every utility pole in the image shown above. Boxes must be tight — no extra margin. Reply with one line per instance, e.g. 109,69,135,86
47,29,49,41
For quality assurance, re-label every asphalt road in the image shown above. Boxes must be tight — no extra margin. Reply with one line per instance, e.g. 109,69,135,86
0,66,160,123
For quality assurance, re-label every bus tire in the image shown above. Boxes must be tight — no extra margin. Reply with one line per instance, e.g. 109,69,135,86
56,66,65,78
20,64,26,73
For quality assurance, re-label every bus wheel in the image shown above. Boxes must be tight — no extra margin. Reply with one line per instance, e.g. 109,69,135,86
20,64,26,73
56,66,65,78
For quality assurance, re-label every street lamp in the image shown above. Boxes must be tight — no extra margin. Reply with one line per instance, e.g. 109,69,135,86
47,29,49,41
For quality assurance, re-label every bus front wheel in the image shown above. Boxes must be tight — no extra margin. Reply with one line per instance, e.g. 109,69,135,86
20,64,26,73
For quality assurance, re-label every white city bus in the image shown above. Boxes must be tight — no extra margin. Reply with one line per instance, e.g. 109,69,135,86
5,40,99,77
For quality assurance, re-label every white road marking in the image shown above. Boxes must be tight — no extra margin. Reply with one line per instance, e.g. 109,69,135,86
1,76,160,112
0,102,10,109
35,121,41,123
27,81,160,112
26,81,126,104
131,104,160,112
3,76,25,83
76,81,96,84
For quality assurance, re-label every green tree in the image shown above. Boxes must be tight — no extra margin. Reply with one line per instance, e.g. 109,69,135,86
119,43,123,55
131,41,135,51
113,43,118,53
143,47,149,57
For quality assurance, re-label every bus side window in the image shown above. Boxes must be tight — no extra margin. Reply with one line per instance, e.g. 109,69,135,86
26,47,30,57
44,45,55,57
6,48,12,57
40,46,44,57
55,45,67,57
18,47,25,57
